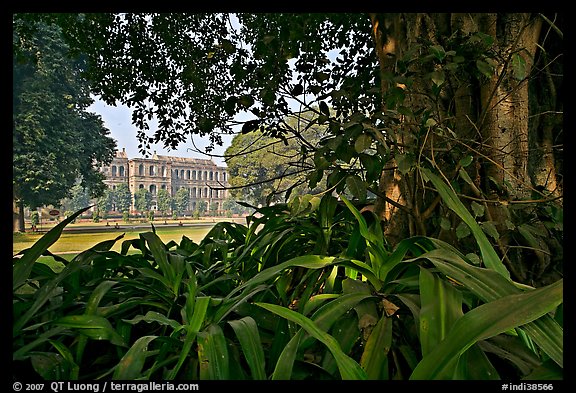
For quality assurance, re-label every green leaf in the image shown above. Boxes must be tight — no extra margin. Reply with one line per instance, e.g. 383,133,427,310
123,311,182,331
423,169,510,279
396,153,414,174
346,175,367,201
440,217,451,231
13,206,91,291
271,330,303,380
476,59,494,78
431,70,445,86
410,279,563,380
55,315,127,347
354,134,372,153
113,336,157,380
459,155,474,168
198,324,230,380
228,317,267,380
419,268,463,358
511,53,527,80
360,313,393,379
409,244,563,368
481,221,500,241
319,101,330,116
256,302,367,380
456,221,471,239
471,201,485,218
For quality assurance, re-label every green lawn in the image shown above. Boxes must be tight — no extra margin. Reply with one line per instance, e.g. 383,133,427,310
13,225,215,256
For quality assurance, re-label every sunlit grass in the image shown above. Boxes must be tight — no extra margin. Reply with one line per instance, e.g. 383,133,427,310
13,225,214,255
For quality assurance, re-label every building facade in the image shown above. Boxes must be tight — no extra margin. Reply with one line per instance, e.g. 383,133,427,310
101,148,229,215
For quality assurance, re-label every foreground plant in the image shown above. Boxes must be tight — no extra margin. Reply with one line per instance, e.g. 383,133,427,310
13,172,562,380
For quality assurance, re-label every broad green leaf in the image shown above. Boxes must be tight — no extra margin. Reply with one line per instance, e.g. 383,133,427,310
476,59,494,78
86,281,117,315
13,206,90,291
360,313,392,379
167,297,209,380
302,294,340,316
49,339,80,379
123,311,182,331
301,292,375,349
272,331,304,380
346,175,367,202
409,243,563,367
354,134,372,153
14,237,122,336
13,326,68,361
410,279,563,379
113,335,157,380
423,168,510,279
228,317,266,380
419,268,463,357
55,315,127,347
256,302,367,380
140,232,175,287
198,324,230,380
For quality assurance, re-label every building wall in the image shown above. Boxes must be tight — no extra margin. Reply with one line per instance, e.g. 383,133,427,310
101,148,228,214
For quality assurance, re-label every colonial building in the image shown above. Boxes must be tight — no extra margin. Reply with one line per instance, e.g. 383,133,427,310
101,148,229,214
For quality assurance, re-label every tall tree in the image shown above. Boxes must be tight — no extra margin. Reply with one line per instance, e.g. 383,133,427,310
174,187,190,216
19,13,562,285
134,188,152,216
113,183,132,214
225,110,327,206
156,189,172,219
12,17,117,232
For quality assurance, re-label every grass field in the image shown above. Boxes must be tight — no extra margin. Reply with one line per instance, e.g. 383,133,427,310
13,224,216,256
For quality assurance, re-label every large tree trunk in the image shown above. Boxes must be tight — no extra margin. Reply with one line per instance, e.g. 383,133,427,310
13,197,25,233
369,13,561,285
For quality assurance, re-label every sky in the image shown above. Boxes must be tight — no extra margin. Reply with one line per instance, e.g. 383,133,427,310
89,99,234,167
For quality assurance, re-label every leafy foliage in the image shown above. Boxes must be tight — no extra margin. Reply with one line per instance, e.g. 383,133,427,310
13,173,562,380
13,18,116,210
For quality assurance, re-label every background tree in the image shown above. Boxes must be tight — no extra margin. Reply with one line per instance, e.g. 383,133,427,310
222,197,249,216
196,200,208,217
225,110,327,206
13,18,116,232
174,187,190,217
156,189,172,219
19,13,562,286
134,188,152,217
96,188,114,220
67,183,91,212
113,183,132,215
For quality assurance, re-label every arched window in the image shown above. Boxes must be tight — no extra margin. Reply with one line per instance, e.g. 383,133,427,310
174,169,178,179
112,185,116,190
139,164,144,176
192,187,197,198
150,185,157,195
187,170,191,179
161,184,166,190
139,184,144,189
111,166,117,177
222,172,226,181
180,169,185,179
204,171,208,180
204,187,208,198
119,166,125,177
150,166,155,176
192,170,197,180
209,171,213,181
161,166,166,177
215,172,219,181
